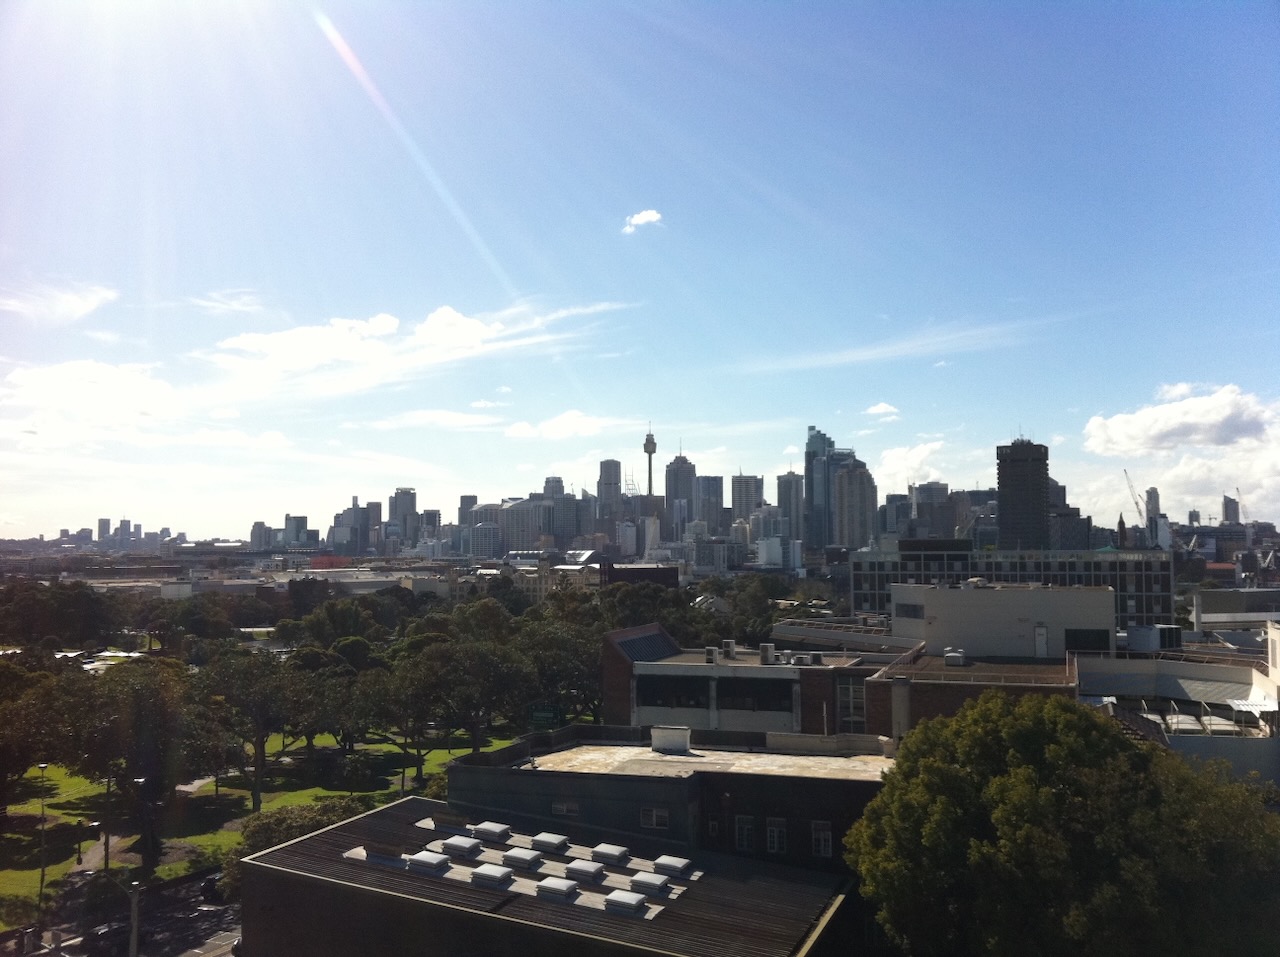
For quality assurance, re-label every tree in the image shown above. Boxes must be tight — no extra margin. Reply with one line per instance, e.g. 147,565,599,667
218,797,368,901
199,651,288,812
420,640,536,750
846,691,1280,957
55,658,188,871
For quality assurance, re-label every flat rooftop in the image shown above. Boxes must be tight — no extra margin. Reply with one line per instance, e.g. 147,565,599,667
242,796,849,957
530,744,892,782
657,649,870,667
877,655,1076,686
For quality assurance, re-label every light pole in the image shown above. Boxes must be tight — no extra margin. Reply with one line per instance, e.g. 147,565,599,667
76,819,87,865
128,881,140,957
37,762,48,919
103,775,112,871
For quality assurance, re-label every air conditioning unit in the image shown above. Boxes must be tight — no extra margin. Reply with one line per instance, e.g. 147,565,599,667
809,651,824,666
792,653,810,666
721,639,736,659
759,643,775,664
705,647,720,663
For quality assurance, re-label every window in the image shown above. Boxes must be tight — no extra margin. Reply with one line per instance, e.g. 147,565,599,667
707,820,719,839
811,821,832,858
641,807,669,830
735,815,755,852
894,602,925,619
766,817,786,854
551,800,580,817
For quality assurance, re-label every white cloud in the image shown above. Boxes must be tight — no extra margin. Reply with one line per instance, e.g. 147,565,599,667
84,330,121,344
1083,385,1272,456
470,400,509,409
878,415,900,424
365,409,503,431
497,386,513,394
782,444,800,455
864,402,899,415
189,289,265,315
875,442,945,493
0,281,118,325
933,360,949,368
505,410,630,440
622,209,662,234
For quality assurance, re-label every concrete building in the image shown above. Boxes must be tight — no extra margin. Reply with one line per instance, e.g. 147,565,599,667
240,794,861,957
889,582,1115,657
848,539,1174,631
997,439,1050,550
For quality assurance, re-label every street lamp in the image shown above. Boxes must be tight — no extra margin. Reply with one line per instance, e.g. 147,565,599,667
37,763,48,919
76,819,88,865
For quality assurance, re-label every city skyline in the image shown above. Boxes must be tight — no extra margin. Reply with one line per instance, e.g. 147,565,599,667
2,2,1277,540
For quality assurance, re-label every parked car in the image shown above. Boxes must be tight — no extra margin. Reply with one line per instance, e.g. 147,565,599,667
200,872,225,902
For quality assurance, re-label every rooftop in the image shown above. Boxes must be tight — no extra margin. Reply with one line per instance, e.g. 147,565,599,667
876,654,1077,686
243,796,849,957
529,744,892,783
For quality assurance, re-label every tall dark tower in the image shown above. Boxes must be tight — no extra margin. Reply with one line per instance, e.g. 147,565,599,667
643,429,657,497
997,439,1050,550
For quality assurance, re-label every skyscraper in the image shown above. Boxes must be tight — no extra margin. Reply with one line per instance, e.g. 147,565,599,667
996,439,1050,550
834,464,878,548
458,495,478,527
597,459,623,527
731,473,764,523
695,475,724,536
389,487,419,546
803,426,865,550
777,471,804,541
664,454,696,541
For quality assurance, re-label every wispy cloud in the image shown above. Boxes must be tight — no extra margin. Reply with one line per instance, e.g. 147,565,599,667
191,302,623,403
750,320,1044,373
0,281,118,325
84,330,122,344
364,409,504,432
470,399,509,409
622,209,662,234
189,289,265,315
505,410,633,440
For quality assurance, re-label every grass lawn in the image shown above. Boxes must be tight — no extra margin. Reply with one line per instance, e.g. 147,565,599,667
0,731,516,931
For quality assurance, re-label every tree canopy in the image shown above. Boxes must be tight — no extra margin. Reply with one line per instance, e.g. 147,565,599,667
846,691,1280,957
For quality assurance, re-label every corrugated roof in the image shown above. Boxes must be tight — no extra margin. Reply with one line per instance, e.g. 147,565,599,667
244,797,846,957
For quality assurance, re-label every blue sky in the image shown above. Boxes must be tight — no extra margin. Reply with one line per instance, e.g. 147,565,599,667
1,1,1277,541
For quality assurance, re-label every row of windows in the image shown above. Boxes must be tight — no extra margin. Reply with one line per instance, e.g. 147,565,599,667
730,816,832,858
550,801,834,858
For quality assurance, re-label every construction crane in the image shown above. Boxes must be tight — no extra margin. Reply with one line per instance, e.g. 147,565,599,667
1124,469,1145,527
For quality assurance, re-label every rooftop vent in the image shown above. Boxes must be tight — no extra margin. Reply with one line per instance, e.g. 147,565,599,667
631,871,671,896
654,854,692,877
721,639,737,659
531,832,569,854
470,863,514,887
759,643,775,664
944,649,966,667
536,877,579,901
705,646,720,663
604,889,649,916
566,859,606,883
441,835,482,858
503,847,543,870
406,850,449,873
591,842,630,865
470,821,511,843
651,725,692,754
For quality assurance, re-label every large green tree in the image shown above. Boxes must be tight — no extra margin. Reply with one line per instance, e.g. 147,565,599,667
846,691,1280,957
